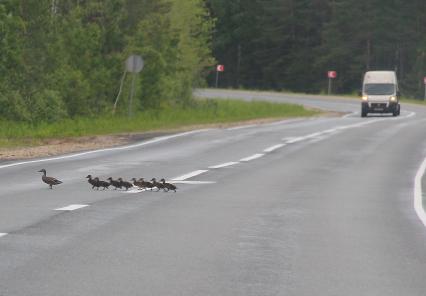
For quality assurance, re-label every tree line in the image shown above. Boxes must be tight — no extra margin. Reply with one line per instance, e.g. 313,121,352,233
0,0,214,123
2,0,425,124
207,0,426,98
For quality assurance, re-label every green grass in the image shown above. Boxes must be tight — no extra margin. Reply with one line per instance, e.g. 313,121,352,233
0,99,320,148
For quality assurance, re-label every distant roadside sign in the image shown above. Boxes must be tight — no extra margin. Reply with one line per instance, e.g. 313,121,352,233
423,77,426,85
126,55,144,73
328,71,337,79
217,64,225,72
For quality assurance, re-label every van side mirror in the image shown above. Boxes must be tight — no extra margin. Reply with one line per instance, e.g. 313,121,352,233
357,90,362,96
397,90,401,97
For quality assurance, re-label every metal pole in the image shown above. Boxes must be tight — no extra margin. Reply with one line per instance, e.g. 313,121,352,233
113,70,127,114
328,78,332,95
128,73,136,118
424,83,426,101
215,71,219,88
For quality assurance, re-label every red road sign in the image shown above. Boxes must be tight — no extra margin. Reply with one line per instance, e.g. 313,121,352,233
328,71,337,79
217,65,225,72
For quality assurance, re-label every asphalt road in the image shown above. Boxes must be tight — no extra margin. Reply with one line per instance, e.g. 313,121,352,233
1,89,426,295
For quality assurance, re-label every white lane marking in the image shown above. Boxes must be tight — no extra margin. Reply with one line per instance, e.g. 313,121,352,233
342,112,357,118
304,132,324,139
414,157,426,228
240,154,265,162
227,124,257,131
123,180,216,193
264,144,285,153
170,180,215,184
406,111,416,118
0,233,8,238
172,170,209,181
208,162,239,169
284,137,305,144
55,204,89,211
0,130,210,170
123,188,148,193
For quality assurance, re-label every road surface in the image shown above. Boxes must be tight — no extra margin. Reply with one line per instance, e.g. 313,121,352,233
1,89,426,295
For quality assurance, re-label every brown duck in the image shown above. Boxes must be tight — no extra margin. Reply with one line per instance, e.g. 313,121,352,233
160,178,177,192
139,178,154,191
131,178,145,190
118,178,133,191
38,169,62,189
107,177,122,190
151,178,165,192
86,175,98,189
93,177,110,190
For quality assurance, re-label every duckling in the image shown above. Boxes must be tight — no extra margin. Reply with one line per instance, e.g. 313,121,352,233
91,177,102,190
139,178,154,191
151,178,165,192
118,178,133,191
98,179,111,190
160,178,177,192
86,175,98,189
38,169,62,189
131,178,145,190
107,177,122,190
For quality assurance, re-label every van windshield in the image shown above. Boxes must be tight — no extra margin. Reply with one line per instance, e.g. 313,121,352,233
364,83,395,95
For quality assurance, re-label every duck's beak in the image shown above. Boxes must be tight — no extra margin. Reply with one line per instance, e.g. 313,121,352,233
37,170,43,172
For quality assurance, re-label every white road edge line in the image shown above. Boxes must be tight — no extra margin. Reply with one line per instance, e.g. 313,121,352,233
0,129,211,170
227,124,257,131
0,233,8,238
414,157,426,227
172,170,209,181
264,144,285,153
208,162,239,169
240,154,265,162
55,204,89,211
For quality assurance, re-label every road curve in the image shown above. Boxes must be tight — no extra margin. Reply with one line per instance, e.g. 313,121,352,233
1,89,426,295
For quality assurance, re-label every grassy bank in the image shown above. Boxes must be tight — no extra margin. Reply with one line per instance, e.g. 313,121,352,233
0,99,319,147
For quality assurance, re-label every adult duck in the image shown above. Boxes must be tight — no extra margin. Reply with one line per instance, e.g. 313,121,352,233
38,169,62,189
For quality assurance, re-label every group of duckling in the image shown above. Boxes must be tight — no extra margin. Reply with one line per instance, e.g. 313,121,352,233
86,175,177,192
37,169,177,192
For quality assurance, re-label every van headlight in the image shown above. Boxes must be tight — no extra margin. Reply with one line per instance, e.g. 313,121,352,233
390,96,397,102
362,96,368,101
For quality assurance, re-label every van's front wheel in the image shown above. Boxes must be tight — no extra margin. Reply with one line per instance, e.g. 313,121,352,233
392,104,400,117
361,105,368,117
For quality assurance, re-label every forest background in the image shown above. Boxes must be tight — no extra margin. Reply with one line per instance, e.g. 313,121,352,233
1,0,425,125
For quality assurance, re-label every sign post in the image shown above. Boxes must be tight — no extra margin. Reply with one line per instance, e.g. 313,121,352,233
216,64,224,88
327,71,337,95
113,55,144,116
423,77,426,101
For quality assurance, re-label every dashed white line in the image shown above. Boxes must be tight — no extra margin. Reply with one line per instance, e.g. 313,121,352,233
55,204,89,211
171,180,216,184
414,157,426,228
209,162,239,169
0,233,8,238
264,144,285,153
284,137,305,144
172,170,209,181
304,132,324,139
240,154,265,162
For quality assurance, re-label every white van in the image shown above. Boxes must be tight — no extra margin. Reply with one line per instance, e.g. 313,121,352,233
361,71,400,117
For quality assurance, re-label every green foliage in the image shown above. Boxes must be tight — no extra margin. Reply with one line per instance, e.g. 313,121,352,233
208,0,426,98
0,0,214,123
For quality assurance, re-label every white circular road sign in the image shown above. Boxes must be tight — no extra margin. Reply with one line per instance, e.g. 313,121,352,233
126,55,144,73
